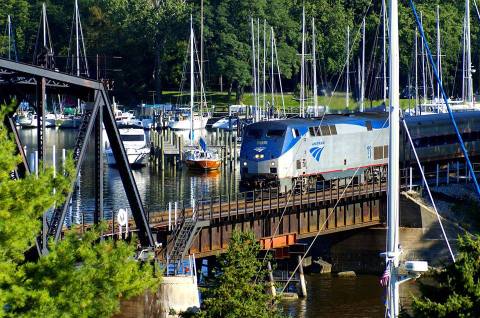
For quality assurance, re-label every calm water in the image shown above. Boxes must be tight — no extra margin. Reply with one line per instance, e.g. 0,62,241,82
19,128,403,317
18,128,239,226
283,275,385,318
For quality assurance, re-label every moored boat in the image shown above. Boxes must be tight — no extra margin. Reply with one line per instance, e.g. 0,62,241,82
185,137,221,171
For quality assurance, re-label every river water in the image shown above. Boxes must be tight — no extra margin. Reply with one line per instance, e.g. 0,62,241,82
18,128,399,317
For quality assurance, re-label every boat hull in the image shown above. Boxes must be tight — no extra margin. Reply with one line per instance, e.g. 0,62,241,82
168,117,208,130
185,159,221,171
105,148,149,167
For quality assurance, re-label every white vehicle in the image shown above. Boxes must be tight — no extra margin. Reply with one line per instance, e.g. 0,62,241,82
168,113,209,130
211,117,238,130
105,125,150,167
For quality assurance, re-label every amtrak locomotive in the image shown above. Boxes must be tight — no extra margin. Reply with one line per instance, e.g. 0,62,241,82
240,112,480,191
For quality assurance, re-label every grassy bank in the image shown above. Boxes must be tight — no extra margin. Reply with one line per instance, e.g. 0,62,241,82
161,91,414,112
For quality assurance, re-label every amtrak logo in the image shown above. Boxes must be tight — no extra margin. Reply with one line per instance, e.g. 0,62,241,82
309,146,324,162
254,147,266,153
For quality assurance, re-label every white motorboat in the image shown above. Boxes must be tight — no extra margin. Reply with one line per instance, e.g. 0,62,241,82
105,125,150,166
19,112,56,128
168,113,209,130
211,117,238,130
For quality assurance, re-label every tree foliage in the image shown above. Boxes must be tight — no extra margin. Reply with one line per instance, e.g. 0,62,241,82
194,231,284,318
0,103,159,318
412,235,480,318
0,1,476,103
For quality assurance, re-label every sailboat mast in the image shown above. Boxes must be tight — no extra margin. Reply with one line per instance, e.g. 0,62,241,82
257,18,261,119
190,16,194,145
383,0,387,104
200,0,204,114
75,0,80,76
346,26,350,109
7,15,11,60
421,13,427,105
466,0,474,106
271,27,275,116
387,0,401,315
42,3,47,47
300,6,306,117
312,18,318,117
251,18,258,122
273,30,286,116
415,28,419,113
263,20,267,118
436,5,441,108
360,18,365,112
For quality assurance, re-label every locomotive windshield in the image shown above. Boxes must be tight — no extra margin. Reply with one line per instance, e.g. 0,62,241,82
266,129,285,137
246,129,263,138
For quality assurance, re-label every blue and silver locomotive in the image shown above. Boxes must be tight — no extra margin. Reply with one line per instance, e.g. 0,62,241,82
240,113,389,190
240,111,480,191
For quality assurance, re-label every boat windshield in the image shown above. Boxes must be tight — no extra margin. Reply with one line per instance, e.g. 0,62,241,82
121,135,144,142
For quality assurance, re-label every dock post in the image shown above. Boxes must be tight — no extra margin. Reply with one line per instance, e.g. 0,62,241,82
409,166,412,191
216,128,220,146
160,135,165,171
174,202,178,228
233,135,237,170
267,261,276,297
179,135,183,162
297,255,307,297
173,155,176,169
62,148,66,172
168,202,172,231
436,164,439,187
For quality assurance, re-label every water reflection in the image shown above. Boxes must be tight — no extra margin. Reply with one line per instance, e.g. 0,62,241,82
18,128,240,225
282,274,384,318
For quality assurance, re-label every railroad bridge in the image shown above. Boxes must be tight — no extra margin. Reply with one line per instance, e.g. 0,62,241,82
1,57,477,270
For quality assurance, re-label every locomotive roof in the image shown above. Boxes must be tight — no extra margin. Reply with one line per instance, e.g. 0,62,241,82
246,112,389,130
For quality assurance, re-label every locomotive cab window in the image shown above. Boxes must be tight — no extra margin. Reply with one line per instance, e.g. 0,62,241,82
267,129,285,137
247,129,263,138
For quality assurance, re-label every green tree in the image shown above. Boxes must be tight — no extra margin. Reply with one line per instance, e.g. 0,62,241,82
412,234,480,318
0,103,159,318
194,231,284,318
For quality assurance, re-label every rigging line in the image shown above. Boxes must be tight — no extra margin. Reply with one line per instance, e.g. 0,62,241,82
278,116,389,294
401,119,456,262
409,0,480,198
474,0,480,22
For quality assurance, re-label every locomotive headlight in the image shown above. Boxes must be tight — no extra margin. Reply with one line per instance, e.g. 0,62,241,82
271,161,275,166
259,154,264,159
243,162,247,166
255,154,260,159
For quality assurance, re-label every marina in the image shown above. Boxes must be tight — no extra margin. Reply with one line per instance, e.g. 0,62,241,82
2,0,480,317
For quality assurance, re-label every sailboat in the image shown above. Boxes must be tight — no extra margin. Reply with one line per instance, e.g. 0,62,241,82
168,17,210,131
185,137,221,171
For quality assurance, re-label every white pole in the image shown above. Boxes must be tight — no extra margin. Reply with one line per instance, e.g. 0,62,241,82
361,18,365,112
415,28,419,114
75,0,80,76
300,6,306,117
190,15,194,146
383,0,388,104
273,31,285,116
168,202,172,231
174,202,178,227
466,0,474,106
7,15,11,60
52,145,56,177
42,3,47,47
312,18,318,117
263,20,267,119
257,18,261,119
387,0,401,316
271,27,275,116
346,26,350,109
251,18,258,122
421,13,427,106
436,5,441,110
